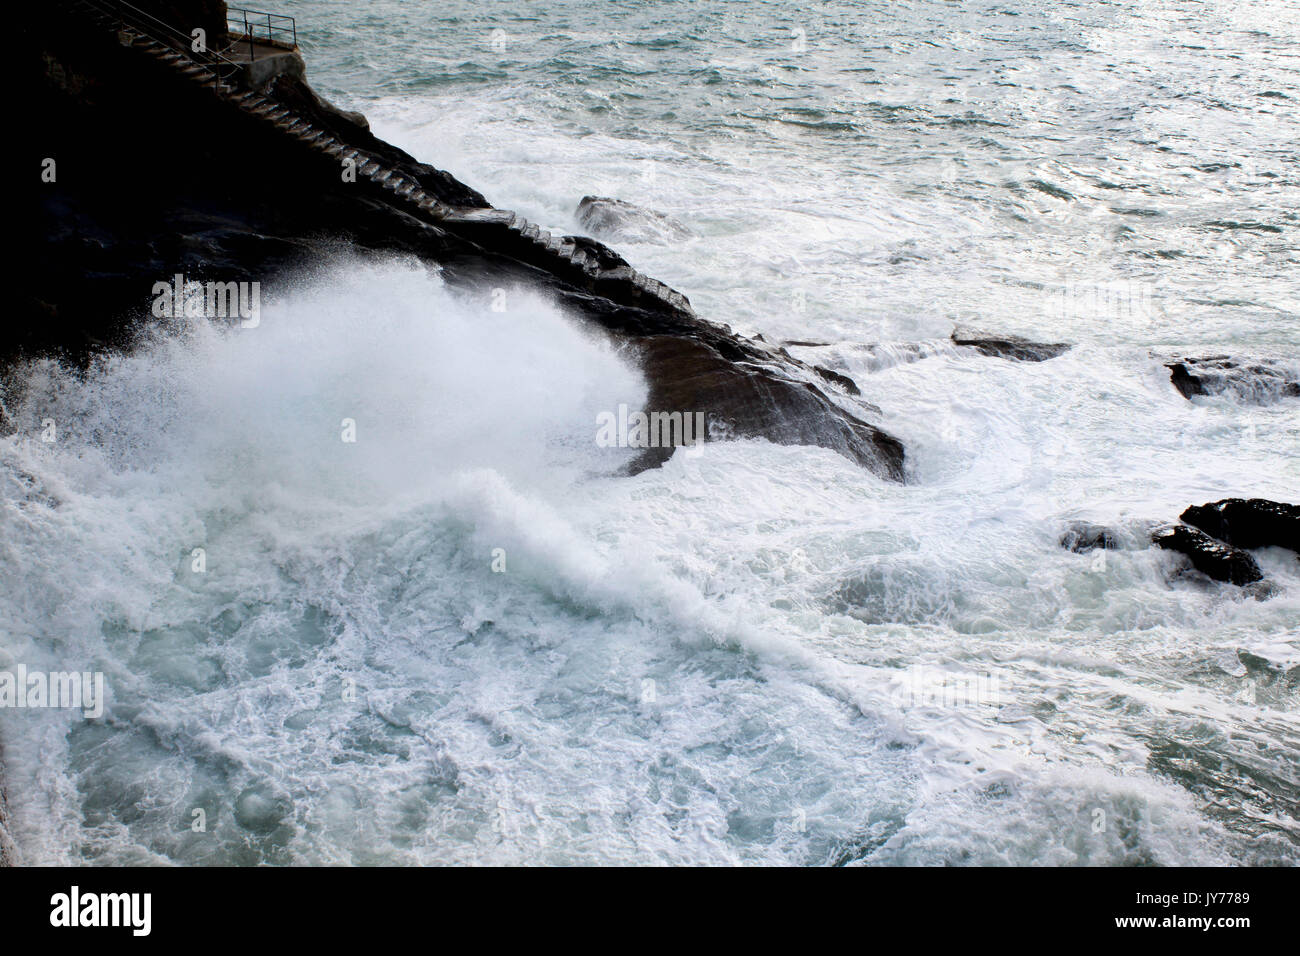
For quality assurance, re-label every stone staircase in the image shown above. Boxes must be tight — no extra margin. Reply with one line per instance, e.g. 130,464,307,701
70,0,694,317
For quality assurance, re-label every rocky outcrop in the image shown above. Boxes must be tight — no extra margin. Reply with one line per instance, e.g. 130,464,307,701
16,1,907,480
1153,524,1264,586
951,328,1071,362
575,196,694,244
1165,356,1300,403
1180,499,1300,553
628,335,903,477
1144,499,1297,587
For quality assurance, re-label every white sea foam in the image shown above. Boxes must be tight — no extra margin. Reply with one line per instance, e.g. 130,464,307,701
2,255,1294,864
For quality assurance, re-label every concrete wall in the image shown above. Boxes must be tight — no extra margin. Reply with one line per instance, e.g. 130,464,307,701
241,49,305,90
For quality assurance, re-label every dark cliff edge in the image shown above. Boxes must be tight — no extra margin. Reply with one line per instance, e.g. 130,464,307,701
14,0,906,481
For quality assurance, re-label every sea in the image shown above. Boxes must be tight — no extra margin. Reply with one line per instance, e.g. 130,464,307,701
1,0,1297,864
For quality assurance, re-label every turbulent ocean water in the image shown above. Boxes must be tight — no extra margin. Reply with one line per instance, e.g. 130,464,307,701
3,0,1298,864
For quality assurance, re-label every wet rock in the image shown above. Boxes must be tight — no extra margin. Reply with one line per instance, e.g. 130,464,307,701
1060,522,1120,553
1165,356,1300,403
1152,525,1263,586
575,196,694,244
812,365,861,396
627,335,905,479
1180,499,1300,553
951,328,1071,361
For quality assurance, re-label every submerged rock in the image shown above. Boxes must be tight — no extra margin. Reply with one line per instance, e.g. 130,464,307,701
1153,524,1264,586
951,328,1071,361
1060,522,1120,553
1165,356,1300,403
234,783,292,834
1180,499,1300,553
1235,650,1300,689
575,196,695,244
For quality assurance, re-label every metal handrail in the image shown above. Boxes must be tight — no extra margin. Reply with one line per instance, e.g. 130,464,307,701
226,6,297,56
79,0,243,90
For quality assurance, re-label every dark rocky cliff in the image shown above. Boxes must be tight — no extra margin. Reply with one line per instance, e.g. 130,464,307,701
15,0,906,480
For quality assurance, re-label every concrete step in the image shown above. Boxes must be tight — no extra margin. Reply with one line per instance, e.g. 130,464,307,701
569,250,597,271
443,208,516,226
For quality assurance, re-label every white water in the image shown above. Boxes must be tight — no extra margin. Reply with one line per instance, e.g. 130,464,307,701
2,0,1298,864
2,254,1295,864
